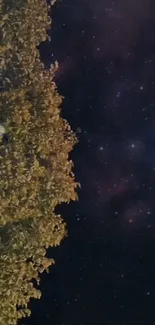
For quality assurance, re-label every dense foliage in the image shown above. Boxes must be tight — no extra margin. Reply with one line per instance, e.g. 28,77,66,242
0,0,80,324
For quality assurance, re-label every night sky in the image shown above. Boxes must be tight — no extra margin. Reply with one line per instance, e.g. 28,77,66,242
25,0,155,324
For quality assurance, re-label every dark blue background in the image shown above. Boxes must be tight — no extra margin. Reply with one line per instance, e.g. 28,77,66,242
24,1,155,324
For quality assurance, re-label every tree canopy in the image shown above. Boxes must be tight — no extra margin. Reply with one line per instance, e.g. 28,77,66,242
0,0,80,324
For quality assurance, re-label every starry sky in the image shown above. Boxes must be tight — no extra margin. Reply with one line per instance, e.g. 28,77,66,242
24,0,155,324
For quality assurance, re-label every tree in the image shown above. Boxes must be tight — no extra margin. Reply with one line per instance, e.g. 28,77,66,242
0,0,80,324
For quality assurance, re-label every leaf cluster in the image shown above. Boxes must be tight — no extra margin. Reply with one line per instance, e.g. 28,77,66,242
0,0,80,324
